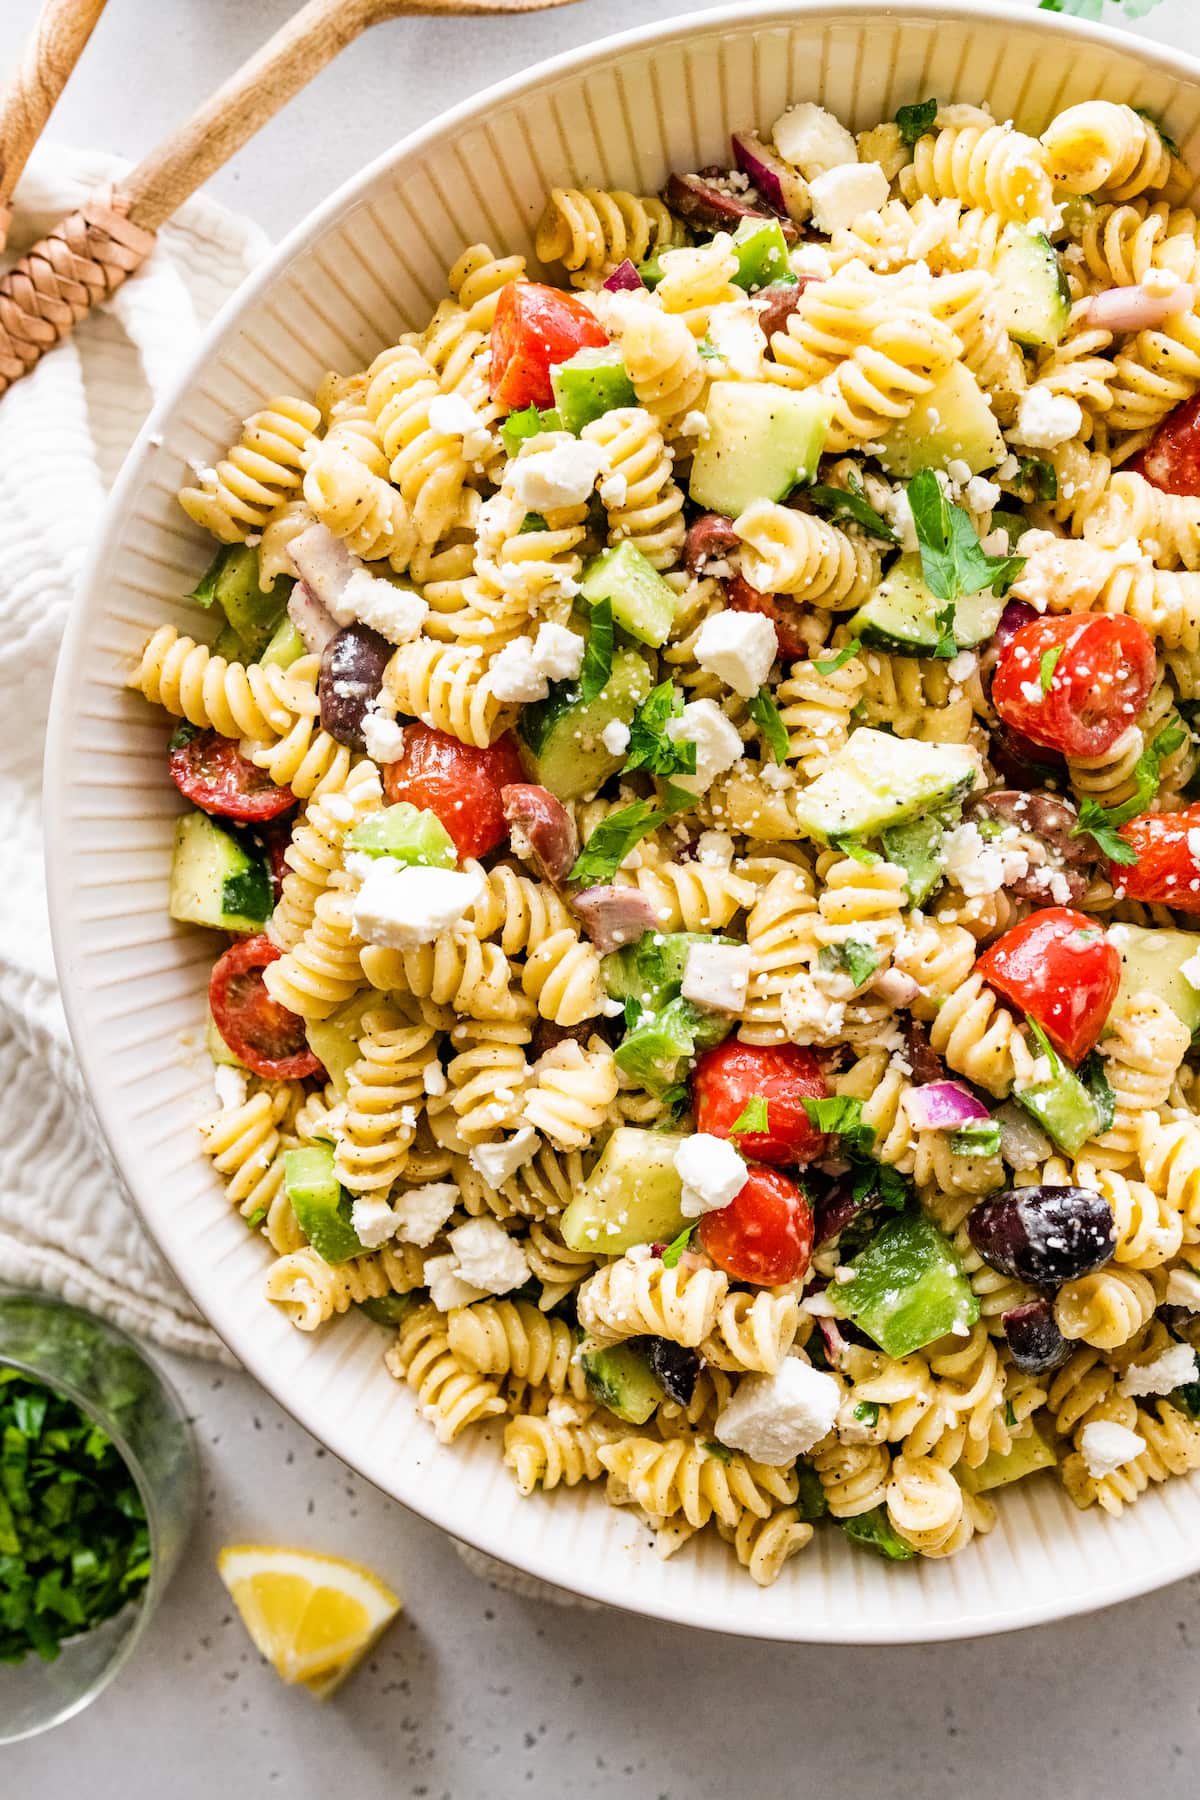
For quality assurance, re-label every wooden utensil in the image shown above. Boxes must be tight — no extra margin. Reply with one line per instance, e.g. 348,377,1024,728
0,0,111,251
0,0,580,395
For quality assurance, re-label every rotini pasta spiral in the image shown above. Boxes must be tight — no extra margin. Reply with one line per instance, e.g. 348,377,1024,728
898,120,1055,222
128,626,311,741
535,187,683,282
733,500,879,606
385,1303,507,1442
1042,102,1173,201
598,1433,798,1530
265,1242,426,1331
177,396,321,542
576,1256,728,1348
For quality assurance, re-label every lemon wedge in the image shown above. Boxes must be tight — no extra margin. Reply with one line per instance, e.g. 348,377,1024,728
217,1544,401,1694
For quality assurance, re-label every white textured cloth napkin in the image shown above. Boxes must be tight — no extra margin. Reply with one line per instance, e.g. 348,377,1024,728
0,144,268,1360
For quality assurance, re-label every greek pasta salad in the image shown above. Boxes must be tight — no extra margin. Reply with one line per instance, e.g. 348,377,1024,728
131,93,1200,1582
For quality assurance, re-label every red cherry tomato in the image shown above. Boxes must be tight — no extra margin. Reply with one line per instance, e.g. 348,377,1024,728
691,1040,829,1165
723,573,804,660
208,935,321,1080
698,1166,814,1286
1139,392,1200,496
169,729,295,822
992,613,1155,759
382,723,525,862
1109,806,1200,913
489,282,609,412
976,906,1120,1064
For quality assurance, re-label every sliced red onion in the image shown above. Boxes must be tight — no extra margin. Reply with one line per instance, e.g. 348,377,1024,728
994,597,1038,654
287,580,339,654
993,1101,1053,1169
289,522,356,616
603,258,645,293
904,1081,990,1132
731,130,809,222
501,783,578,884
1088,281,1194,333
816,1315,849,1368
570,883,657,952
664,171,800,243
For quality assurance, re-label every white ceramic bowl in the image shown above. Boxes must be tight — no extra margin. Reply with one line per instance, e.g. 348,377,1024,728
46,0,1200,1642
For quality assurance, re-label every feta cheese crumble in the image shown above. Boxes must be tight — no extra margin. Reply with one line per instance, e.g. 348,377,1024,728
1079,1419,1146,1480
666,700,745,794
675,1133,749,1218
351,862,483,949
694,610,778,698
489,622,587,701
1012,386,1084,450
510,439,606,511
1166,1268,1200,1311
715,1358,842,1463
681,942,753,1015
600,718,631,756
807,161,890,235
1119,1342,1199,1398
447,1216,531,1294
469,1127,539,1188
771,102,858,177
350,1196,400,1250
332,568,428,643
391,1181,458,1247
942,821,1030,897
425,1253,487,1312
532,621,585,682
362,711,406,763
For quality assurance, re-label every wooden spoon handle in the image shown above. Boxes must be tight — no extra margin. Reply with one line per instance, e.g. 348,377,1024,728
0,0,111,243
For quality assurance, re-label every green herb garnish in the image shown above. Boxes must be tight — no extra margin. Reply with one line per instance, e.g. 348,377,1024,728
806,483,898,544
701,1439,732,1463
830,835,882,866
908,469,1025,606
818,939,881,989
895,98,938,145
661,1224,695,1269
1017,456,1058,502
748,687,790,764
839,1505,916,1561
803,1094,876,1160
578,597,614,704
814,638,863,677
1072,719,1189,864
500,404,561,457
568,800,668,884
622,681,697,783
729,1096,770,1137
1039,645,1063,694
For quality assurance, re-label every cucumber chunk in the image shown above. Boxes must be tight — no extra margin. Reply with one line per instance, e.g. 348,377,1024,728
730,216,793,291
992,224,1071,349
356,1293,417,1326
850,552,1005,656
580,541,676,647
581,1343,664,1423
1016,1062,1104,1157
688,383,832,518
560,1128,688,1253
304,993,375,1102
551,346,637,433
260,617,305,670
603,932,729,1011
881,812,950,907
832,1212,979,1358
346,803,457,868
838,1507,916,1561
877,363,1004,479
283,1145,365,1264
614,995,730,1095
191,543,287,659
169,811,272,933
960,1423,1057,1494
518,647,652,801
1107,922,1200,1038
206,1007,248,1070
788,729,980,843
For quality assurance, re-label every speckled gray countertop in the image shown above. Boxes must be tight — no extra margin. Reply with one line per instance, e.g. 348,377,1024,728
6,0,1200,1791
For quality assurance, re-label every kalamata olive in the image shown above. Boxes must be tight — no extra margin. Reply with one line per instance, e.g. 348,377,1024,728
664,171,800,241
759,280,814,356
988,721,1067,792
318,623,390,751
904,1018,946,1087
1001,1298,1071,1374
684,511,740,576
643,1336,699,1405
964,788,1098,904
967,1186,1116,1286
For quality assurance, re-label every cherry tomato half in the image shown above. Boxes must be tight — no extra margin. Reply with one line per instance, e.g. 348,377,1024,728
382,723,525,862
209,935,322,1081
169,728,295,822
489,282,609,412
1139,392,1200,497
992,612,1155,759
691,1040,829,1166
976,906,1120,1064
698,1166,814,1286
723,573,803,660
248,815,294,904
1109,806,1200,913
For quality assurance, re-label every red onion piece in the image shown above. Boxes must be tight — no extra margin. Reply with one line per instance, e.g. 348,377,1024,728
731,130,809,222
993,1101,1053,1169
871,967,920,1007
289,522,356,615
286,580,339,654
602,258,645,293
684,511,740,575
501,783,578,884
1088,281,1194,333
816,1315,849,1368
571,884,657,952
903,1081,990,1132
994,598,1038,656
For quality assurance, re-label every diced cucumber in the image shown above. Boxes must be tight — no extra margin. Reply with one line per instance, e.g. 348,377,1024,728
688,383,832,518
347,803,457,868
838,1507,916,1561
960,1423,1057,1494
850,552,1005,656
730,216,793,291
518,647,652,801
881,812,950,907
560,1128,688,1253
877,363,1004,479
992,224,1071,350
283,1145,365,1264
260,617,305,670
580,541,676,648
550,346,636,433
603,932,729,1011
614,995,730,1095
788,729,980,844
356,1294,416,1326
190,543,287,658
305,993,375,1102
213,623,248,661
832,1212,979,1358
1107,922,1200,1038
206,1006,248,1070
169,812,272,933
1016,1062,1104,1156
581,1343,664,1424
636,255,665,289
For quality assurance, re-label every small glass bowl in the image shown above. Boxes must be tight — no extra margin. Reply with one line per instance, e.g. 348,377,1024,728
0,1291,198,1744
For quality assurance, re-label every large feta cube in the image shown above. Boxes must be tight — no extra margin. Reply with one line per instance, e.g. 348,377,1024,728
666,699,745,794
1079,1419,1146,1480
674,1133,748,1218
334,568,428,644
694,610,778,698
1013,387,1083,450
715,1359,841,1463
351,862,483,949
391,1181,459,1247
489,635,549,703
425,1253,487,1312
533,622,585,682
807,162,890,235
510,438,606,511
350,1195,401,1250
772,102,859,177
469,1127,539,1188
447,1217,531,1294
681,942,753,1015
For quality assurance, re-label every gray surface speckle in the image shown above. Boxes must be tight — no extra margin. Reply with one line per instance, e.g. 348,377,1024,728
5,0,1200,1789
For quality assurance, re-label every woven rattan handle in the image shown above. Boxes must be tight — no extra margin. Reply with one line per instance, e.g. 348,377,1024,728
0,0,111,250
